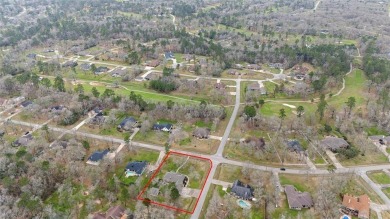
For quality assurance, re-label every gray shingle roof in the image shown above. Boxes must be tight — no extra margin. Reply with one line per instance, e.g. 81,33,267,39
285,185,314,209
231,180,254,200
286,140,304,152
320,137,349,152
192,128,210,139
163,172,188,190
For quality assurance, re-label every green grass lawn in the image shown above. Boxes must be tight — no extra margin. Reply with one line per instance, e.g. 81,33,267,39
174,53,184,63
313,156,326,165
279,174,312,193
114,149,160,185
260,102,293,117
342,176,384,204
365,126,389,136
383,187,390,199
327,69,367,109
368,171,390,184
272,198,307,219
338,151,388,167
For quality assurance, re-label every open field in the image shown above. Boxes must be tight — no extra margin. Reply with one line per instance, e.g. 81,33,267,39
327,69,367,109
338,149,388,167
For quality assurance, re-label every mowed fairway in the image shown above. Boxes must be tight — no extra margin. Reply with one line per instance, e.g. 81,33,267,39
328,69,367,109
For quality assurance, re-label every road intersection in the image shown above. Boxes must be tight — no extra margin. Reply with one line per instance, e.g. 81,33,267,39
3,72,390,217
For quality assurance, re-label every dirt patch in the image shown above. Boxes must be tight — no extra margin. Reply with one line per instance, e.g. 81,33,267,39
89,82,104,86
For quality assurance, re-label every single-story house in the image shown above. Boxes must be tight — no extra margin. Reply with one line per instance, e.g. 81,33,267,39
90,112,105,125
269,63,284,69
163,172,188,191
231,180,254,200
20,100,33,108
285,185,314,210
286,140,304,153
320,137,349,152
147,60,160,67
368,135,385,145
192,127,210,139
125,161,148,176
368,135,390,146
88,149,110,163
55,140,69,149
247,82,266,95
385,137,390,146
243,137,266,150
165,52,174,59
342,194,370,219
26,53,37,59
12,132,33,147
92,205,129,219
215,82,226,90
93,107,103,114
111,68,126,77
184,54,194,61
95,66,109,75
80,63,91,71
145,72,159,81
62,60,78,68
228,69,238,75
153,123,173,132
234,64,243,70
246,64,260,70
117,117,138,132
50,105,65,114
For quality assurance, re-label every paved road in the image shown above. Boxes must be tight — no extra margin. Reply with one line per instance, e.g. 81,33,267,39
359,171,390,205
325,150,344,169
314,1,321,11
216,79,240,156
8,118,390,177
191,78,241,219
171,14,177,30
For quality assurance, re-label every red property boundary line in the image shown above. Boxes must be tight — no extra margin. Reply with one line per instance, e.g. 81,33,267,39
137,150,213,214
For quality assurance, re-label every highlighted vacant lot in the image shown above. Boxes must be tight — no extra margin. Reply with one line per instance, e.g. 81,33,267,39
137,151,212,214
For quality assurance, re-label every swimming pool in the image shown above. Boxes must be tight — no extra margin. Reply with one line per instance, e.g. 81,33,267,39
125,170,137,177
341,215,350,219
236,199,252,209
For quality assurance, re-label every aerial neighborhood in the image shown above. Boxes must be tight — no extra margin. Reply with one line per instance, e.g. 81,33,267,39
0,0,390,218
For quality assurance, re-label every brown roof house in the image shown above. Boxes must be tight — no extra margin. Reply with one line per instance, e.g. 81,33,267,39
284,185,314,210
247,82,266,95
228,69,239,75
320,137,349,152
147,60,160,68
92,205,130,219
342,194,370,219
192,127,210,139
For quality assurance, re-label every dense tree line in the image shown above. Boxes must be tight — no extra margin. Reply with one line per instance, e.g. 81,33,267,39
363,42,390,83
149,78,177,93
